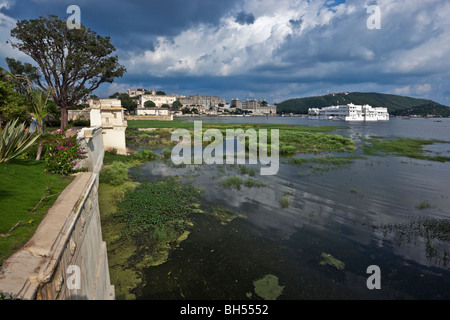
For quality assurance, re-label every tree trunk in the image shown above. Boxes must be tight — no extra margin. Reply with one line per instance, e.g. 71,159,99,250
36,141,43,161
60,107,69,131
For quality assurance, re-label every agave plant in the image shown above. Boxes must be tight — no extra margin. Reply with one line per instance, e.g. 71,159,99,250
0,119,40,163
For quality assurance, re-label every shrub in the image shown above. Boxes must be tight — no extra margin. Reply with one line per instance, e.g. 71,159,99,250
43,130,86,175
130,150,158,161
162,148,172,159
99,161,129,186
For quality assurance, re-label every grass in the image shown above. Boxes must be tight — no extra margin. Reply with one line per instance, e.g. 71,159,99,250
416,201,433,210
363,137,450,162
280,197,291,208
288,155,360,176
219,176,244,190
0,159,73,266
218,176,268,190
126,120,357,161
127,119,345,132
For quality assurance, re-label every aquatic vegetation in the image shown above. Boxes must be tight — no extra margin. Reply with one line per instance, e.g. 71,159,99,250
363,137,450,162
319,252,345,270
238,165,255,177
243,178,268,188
127,120,356,159
374,218,450,243
99,161,129,186
218,175,268,190
253,274,284,300
280,196,291,209
219,176,243,190
110,178,203,239
288,155,360,177
416,201,433,210
161,148,172,159
207,206,247,225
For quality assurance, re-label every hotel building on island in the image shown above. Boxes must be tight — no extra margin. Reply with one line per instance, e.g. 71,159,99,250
308,103,389,121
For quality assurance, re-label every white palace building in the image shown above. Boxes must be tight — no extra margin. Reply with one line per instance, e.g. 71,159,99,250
308,103,389,121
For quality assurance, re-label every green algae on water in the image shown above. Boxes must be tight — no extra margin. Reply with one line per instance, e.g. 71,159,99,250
320,252,345,270
253,274,284,300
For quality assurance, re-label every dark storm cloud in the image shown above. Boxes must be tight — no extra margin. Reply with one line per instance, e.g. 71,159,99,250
2,0,240,49
235,11,255,25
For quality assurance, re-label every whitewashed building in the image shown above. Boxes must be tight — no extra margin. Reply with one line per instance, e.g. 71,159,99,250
139,93,177,108
308,103,389,121
88,99,128,155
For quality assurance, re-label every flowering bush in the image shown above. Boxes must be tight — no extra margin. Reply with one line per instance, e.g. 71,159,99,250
44,130,87,175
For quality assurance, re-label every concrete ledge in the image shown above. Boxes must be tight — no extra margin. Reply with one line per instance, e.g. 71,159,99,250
0,172,114,300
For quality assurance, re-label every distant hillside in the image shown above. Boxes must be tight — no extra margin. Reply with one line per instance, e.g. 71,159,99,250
276,92,450,116
390,103,450,117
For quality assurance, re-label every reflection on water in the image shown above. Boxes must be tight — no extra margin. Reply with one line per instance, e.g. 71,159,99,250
129,118,450,300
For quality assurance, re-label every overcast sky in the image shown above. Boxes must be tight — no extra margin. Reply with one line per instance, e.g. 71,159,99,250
1,0,449,105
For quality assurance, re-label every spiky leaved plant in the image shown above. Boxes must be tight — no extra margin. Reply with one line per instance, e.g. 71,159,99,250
0,118,40,163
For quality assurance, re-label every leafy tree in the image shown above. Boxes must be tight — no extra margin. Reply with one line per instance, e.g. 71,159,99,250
0,80,29,124
155,91,166,96
172,100,183,110
161,104,170,109
109,92,137,112
3,58,41,94
9,15,126,130
144,100,156,108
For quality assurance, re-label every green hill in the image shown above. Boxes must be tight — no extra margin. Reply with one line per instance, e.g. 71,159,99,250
276,92,449,116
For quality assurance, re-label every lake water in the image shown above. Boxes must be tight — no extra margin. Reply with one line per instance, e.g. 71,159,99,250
130,117,450,300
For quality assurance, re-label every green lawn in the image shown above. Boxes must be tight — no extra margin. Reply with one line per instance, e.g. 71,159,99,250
0,159,73,266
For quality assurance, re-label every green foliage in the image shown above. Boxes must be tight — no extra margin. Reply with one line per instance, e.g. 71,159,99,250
0,119,39,163
219,176,243,190
162,148,172,159
143,100,156,108
219,176,268,190
280,197,291,208
130,150,159,161
99,161,129,186
391,103,450,117
110,179,203,238
10,15,126,129
278,131,356,155
172,100,183,109
0,80,29,124
416,201,432,210
363,137,450,162
110,92,138,112
238,165,255,177
43,130,87,175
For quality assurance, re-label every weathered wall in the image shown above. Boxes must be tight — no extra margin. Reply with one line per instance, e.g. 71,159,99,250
0,127,114,300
